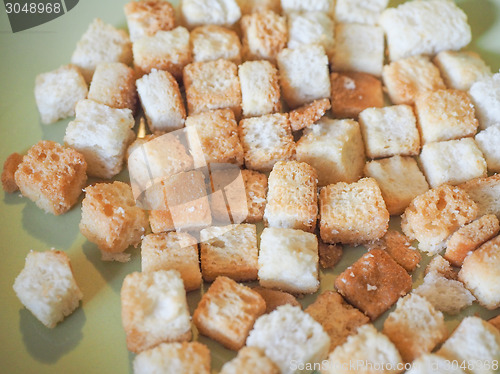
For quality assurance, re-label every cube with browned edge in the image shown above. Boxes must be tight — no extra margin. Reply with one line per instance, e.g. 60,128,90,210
124,0,176,42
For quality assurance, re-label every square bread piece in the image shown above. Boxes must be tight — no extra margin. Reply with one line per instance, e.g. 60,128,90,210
34,64,88,124
319,178,390,245
238,60,281,118
296,117,365,186
476,125,500,173
1,152,23,193
121,270,192,353
133,26,191,79
335,0,388,25
180,0,241,29
264,161,318,232
330,72,384,119
459,174,500,220
183,59,242,117
433,50,492,91
246,304,331,374
379,0,471,62
239,113,295,172
364,156,429,215
305,290,370,353
141,232,201,291
71,18,132,83
124,0,176,42
136,69,186,134
200,224,259,282
220,346,280,374
241,11,287,63
335,249,412,320
332,23,384,76
401,184,478,255
419,138,487,188
235,0,281,15
14,140,87,215
277,44,331,109
280,0,333,14
258,227,319,294
359,105,420,159
382,55,446,105
191,25,241,64
64,99,135,179
13,250,82,328
469,73,500,130
289,98,331,132
406,354,467,374
193,276,265,351
133,342,210,374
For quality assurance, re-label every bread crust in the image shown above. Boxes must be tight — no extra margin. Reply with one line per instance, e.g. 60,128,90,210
1,152,23,193
289,98,331,132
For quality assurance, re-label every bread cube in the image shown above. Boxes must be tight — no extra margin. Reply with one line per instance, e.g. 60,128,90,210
332,23,384,76
133,26,191,79
419,138,487,188
133,342,210,374
34,64,88,124
425,255,458,280
141,232,201,291
382,55,446,105
180,0,241,29
240,169,268,223
379,0,471,62
476,125,500,173
14,140,87,215
1,152,23,193
364,156,429,215
330,71,384,119
296,118,365,186
220,346,279,374
289,98,330,132
319,178,389,245
434,50,492,91
406,354,467,374
280,0,333,14
193,276,265,350
121,270,192,353
246,304,331,374
277,44,331,109
238,60,281,118
124,0,176,42
318,241,343,269
71,18,132,83
191,25,241,64
235,0,281,15
469,72,500,130
335,0,388,25
252,286,301,314
183,59,241,117
258,227,319,294
239,113,295,172
13,250,82,328
460,174,500,220
64,99,135,179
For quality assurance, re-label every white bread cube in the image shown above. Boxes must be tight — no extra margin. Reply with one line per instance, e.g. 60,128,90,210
406,354,467,374
191,25,241,64
475,125,500,173
124,0,176,42
180,0,241,29
235,0,281,15
71,18,132,83
379,0,471,62
335,0,388,25
469,72,500,130
220,346,280,374
280,0,333,14
258,227,319,294
34,64,88,124
419,138,487,188
332,23,384,76
246,304,331,374
64,99,135,179
460,174,500,220
359,105,420,159
277,44,331,109
13,250,82,328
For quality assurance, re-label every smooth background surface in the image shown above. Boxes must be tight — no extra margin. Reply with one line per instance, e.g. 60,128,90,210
1,1,500,373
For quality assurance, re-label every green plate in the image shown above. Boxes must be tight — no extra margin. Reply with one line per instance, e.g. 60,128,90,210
1,1,499,373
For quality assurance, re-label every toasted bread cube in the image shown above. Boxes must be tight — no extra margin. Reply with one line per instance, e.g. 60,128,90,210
364,156,429,215
419,138,487,188
71,18,132,83
401,184,478,255
305,291,370,353
289,98,330,132
34,64,88,124
1,152,23,193
280,0,333,14
235,0,281,15
191,25,241,64
425,255,457,280
296,118,365,186
180,0,241,29
246,304,331,374
252,286,301,314
220,346,279,374
241,169,267,223
335,0,388,25
64,99,135,179
124,0,176,42
141,232,201,291
238,60,281,118
258,227,319,294
460,174,500,220
121,270,192,353
469,72,500,130
14,141,87,215
379,0,471,62
13,250,82,328
193,276,265,350
476,125,500,173
319,178,389,245
332,23,384,76
133,26,191,79
133,342,210,374
239,113,295,172
318,240,343,269
149,210,175,234
383,55,446,105
277,44,331,109
407,354,467,374
330,71,384,119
